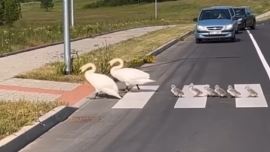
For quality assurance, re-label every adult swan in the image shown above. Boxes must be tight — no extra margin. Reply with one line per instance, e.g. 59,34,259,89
108,58,155,90
80,63,121,99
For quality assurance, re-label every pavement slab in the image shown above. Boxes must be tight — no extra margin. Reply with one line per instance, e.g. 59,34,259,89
0,78,94,105
0,78,80,91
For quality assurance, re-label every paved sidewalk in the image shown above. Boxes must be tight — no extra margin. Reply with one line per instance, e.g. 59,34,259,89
0,26,170,81
0,26,170,105
0,78,94,106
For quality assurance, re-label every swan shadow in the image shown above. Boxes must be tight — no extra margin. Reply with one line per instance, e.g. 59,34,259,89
87,93,121,100
129,89,158,93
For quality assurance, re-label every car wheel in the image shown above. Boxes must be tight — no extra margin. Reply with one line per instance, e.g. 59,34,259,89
250,20,256,30
230,35,236,42
241,22,246,30
196,38,201,44
250,23,256,30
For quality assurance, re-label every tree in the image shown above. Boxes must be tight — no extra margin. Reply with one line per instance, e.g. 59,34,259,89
0,0,21,25
40,0,54,11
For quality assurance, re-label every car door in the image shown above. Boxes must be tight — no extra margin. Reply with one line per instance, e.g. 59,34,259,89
228,8,238,31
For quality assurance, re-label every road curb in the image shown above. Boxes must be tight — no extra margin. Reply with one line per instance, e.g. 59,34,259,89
0,106,77,152
147,30,193,56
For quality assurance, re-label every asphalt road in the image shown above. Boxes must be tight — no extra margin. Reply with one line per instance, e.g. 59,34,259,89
21,21,270,152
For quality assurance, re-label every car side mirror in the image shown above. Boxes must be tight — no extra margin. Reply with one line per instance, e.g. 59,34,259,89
193,18,198,22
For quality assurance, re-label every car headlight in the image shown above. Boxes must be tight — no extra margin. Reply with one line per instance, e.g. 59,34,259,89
237,18,243,24
225,24,233,30
197,25,206,31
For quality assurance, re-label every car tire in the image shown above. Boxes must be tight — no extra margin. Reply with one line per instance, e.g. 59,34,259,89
241,22,246,30
250,19,256,29
196,38,201,44
250,23,256,30
230,35,236,42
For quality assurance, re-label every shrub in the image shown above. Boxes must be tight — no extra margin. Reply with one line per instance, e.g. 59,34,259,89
143,55,156,63
0,0,21,25
40,0,54,11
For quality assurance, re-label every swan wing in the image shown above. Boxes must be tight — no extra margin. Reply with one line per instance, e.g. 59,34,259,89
112,68,150,82
85,72,118,91
100,88,121,99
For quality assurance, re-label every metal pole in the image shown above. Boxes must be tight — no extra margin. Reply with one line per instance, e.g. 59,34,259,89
63,0,72,74
70,0,74,27
155,0,158,19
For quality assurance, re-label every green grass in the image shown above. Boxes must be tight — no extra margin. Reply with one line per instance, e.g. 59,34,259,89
0,100,61,140
18,0,270,26
0,0,270,54
16,24,193,82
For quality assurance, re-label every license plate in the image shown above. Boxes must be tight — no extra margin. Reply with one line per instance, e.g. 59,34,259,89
210,31,222,35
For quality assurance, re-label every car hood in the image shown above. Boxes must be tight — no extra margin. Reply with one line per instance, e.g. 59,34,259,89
235,16,246,19
198,19,233,26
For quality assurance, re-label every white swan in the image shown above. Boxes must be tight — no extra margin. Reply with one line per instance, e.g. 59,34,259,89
80,63,121,99
108,58,155,90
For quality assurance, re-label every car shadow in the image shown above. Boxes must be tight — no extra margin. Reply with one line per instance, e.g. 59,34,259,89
197,38,241,44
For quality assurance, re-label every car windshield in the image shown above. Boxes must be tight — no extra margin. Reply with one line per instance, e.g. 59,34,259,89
234,8,246,17
199,9,231,20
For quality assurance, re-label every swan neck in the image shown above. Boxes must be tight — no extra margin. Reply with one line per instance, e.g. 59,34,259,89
90,64,97,73
84,63,96,73
111,59,124,73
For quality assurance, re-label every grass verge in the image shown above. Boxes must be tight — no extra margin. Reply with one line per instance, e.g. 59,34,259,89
1,0,270,54
0,100,61,140
16,24,193,82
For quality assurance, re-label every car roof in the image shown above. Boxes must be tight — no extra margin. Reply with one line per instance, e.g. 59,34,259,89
202,7,231,11
233,6,249,9
210,6,234,9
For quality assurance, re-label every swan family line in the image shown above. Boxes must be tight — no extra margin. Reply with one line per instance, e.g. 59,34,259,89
80,58,155,99
171,83,258,98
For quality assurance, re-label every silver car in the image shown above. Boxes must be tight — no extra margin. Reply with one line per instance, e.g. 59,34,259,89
194,7,238,43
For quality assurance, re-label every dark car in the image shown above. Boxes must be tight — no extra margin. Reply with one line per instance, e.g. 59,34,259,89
233,6,256,30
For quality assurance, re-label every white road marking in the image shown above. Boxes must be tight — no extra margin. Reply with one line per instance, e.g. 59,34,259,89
174,84,209,109
247,30,270,80
234,84,268,108
112,85,159,109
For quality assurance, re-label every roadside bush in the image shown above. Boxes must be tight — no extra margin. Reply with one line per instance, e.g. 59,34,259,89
143,55,156,63
40,0,54,11
0,0,21,25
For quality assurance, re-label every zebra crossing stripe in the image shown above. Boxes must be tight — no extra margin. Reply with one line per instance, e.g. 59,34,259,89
174,84,209,109
112,85,159,109
234,84,268,108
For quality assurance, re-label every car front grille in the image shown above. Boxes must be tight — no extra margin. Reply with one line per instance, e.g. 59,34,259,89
204,34,227,37
207,26,223,30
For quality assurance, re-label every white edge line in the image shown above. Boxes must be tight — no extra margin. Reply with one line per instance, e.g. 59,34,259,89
247,30,270,80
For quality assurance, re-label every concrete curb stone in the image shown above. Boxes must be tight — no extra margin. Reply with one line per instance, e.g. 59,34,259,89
147,30,193,56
